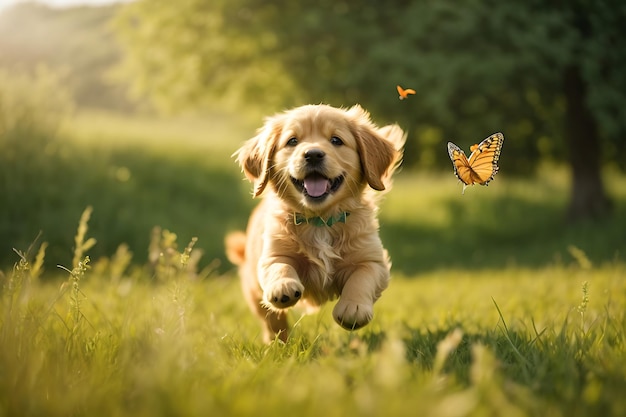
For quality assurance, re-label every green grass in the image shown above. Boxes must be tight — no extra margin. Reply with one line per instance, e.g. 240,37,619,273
1,227,625,416
0,110,257,272
380,167,626,274
2,110,626,416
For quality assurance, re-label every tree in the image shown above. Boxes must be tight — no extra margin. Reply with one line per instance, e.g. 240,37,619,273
560,0,624,220
114,0,626,220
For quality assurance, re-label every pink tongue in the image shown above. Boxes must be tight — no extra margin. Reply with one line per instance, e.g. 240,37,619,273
303,177,330,197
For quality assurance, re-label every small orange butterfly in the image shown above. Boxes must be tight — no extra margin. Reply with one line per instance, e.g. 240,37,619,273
397,85,416,100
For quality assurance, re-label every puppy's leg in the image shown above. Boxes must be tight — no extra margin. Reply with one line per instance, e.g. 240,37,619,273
241,275,289,343
260,261,305,310
332,262,389,330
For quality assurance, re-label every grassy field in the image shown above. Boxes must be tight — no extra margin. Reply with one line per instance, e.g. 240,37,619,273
0,109,258,272
1,110,626,416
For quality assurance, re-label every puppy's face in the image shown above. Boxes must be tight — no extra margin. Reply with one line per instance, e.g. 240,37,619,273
273,107,362,211
237,104,398,213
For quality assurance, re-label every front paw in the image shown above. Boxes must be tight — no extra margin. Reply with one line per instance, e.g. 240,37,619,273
332,299,373,330
263,278,304,310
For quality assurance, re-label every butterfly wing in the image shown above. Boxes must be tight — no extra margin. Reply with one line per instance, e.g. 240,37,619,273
466,132,504,186
397,85,416,99
447,142,473,186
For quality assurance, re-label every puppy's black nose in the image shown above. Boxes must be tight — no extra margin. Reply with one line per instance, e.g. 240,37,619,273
304,149,325,164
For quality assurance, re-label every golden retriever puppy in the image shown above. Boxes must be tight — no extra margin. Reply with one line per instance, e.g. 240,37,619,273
225,104,405,343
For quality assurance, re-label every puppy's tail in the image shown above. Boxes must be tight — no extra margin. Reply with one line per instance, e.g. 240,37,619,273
224,231,246,266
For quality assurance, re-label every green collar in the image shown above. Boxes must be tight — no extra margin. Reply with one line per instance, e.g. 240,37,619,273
293,211,350,227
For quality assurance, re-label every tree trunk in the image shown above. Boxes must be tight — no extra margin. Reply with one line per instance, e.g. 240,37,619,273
564,66,612,222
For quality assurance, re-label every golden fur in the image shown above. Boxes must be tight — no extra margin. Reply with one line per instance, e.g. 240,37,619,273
225,104,405,343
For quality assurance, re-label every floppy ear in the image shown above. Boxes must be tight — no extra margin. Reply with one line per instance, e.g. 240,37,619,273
348,105,398,191
234,116,282,197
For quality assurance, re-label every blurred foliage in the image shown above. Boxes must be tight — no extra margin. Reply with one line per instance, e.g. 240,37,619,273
0,66,75,266
0,66,253,271
0,2,133,111
114,0,626,173
0,66,74,134
0,66,75,196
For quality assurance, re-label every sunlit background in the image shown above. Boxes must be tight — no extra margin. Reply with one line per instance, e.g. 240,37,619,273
0,0,129,11
1,2,626,416
1,0,626,273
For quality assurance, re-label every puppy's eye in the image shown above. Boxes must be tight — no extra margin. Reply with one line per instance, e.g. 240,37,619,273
330,136,344,146
286,137,298,147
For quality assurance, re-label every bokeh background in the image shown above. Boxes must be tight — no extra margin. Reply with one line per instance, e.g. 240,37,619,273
1,0,625,276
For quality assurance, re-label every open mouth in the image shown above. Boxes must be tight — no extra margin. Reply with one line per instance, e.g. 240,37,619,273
291,173,344,201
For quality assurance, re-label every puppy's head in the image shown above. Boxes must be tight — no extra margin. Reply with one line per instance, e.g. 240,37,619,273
235,104,403,212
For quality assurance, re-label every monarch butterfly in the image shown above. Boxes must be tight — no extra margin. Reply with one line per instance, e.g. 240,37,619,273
447,132,504,194
397,85,416,100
